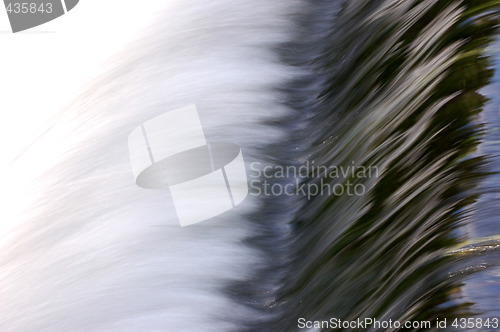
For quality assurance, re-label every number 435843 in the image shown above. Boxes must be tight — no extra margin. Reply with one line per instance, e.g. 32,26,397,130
6,3,53,14
452,317,499,329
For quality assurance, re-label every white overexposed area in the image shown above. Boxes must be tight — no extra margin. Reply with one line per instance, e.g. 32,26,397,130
0,0,165,238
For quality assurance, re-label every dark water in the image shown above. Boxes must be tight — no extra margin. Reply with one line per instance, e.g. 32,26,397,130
460,37,500,327
231,1,500,331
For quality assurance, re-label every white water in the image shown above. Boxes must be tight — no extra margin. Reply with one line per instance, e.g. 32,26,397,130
0,1,302,331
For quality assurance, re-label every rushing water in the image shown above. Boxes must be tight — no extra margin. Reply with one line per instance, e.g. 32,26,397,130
1,1,500,331
233,1,500,330
459,38,500,327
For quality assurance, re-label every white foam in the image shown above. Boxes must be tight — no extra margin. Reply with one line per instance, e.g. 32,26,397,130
0,1,302,331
